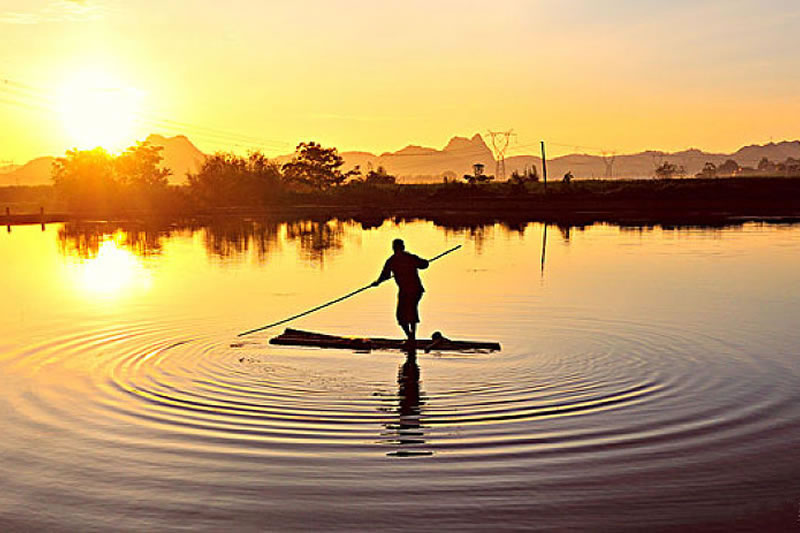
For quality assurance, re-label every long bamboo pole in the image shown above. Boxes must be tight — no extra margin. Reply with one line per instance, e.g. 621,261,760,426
237,244,462,337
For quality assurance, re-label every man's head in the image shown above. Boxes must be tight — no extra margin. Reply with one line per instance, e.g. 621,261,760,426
392,238,405,252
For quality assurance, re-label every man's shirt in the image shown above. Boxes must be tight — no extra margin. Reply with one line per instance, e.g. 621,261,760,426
378,251,429,293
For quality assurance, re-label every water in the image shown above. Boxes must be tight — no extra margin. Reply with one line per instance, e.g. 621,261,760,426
1,218,799,531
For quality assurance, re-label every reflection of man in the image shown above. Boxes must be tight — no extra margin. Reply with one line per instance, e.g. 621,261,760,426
384,347,432,457
372,239,429,342
398,349,421,424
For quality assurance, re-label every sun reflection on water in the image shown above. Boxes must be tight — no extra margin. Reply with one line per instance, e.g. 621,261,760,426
68,234,152,298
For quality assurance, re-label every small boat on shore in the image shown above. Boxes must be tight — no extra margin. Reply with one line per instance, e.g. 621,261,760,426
269,328,501,353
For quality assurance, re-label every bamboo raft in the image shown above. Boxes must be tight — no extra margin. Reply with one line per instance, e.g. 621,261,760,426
269,328,501,353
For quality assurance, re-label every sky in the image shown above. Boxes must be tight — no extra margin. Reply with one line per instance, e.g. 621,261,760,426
1,0,799,162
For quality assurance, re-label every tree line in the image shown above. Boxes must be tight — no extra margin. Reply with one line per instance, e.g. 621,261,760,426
49,140,800,214
52,140,398,212
53,142,171,212
655,156,800,179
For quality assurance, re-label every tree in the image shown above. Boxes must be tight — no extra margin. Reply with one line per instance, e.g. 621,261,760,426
717,159,740,176
696,162,717,178
364,165,396,185
115,141,171,190
187,151,282,206
52,142,177,213
281,142,359,189
654,161,684,179
52,147,118,212
758,157,772,172
785,157,800,176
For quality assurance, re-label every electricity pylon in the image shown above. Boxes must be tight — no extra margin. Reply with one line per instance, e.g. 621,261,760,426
487,130,516,180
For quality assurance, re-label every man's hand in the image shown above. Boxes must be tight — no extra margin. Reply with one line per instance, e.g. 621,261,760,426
371,280,381,287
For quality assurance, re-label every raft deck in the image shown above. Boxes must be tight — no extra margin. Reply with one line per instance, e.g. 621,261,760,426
269,328,501,352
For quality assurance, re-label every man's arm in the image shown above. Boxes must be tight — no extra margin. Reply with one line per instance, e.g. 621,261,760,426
415,254,430,269
372,258,392,286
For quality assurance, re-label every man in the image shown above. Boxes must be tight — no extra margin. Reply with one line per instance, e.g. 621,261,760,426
372,239,429,342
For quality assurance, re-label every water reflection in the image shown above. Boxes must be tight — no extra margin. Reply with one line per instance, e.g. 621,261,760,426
202,217,280,262
384,349,432,457
66,235,152,297
541,223,547,278
441,224,491,254
57,217,347,264
58,222,168,258
558,224,571,242
53,215,785,269
284,219,345,263
4,215,800,530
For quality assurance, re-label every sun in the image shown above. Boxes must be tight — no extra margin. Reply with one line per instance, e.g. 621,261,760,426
57,69,143,153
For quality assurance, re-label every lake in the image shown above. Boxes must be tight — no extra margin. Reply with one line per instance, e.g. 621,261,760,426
1,217,799,531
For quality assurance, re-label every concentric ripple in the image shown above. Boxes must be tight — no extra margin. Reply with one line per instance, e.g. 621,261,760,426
1,312,799,531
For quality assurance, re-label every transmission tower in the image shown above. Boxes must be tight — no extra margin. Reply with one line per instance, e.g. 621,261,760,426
487,129,516,180
601,151,616,179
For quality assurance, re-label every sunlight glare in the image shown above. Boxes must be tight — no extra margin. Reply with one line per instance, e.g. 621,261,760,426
57,69,143,153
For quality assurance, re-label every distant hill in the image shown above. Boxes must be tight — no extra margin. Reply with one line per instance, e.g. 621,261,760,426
334,138,800,182
341,134,495,183
144,134,206,185
0,163,20,174
0,157,55,186
733,141,800,164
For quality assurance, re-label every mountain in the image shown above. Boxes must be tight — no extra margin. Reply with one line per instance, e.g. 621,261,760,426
733,141,800,165
144,134,206,184
334,137,800,181
337,133,495,183
0,157,55,186
0,163,20,174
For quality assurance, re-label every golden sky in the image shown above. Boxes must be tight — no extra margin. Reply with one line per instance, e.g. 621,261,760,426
1,0,799,162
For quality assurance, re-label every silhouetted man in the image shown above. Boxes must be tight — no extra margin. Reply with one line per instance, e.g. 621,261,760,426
372,239,429,342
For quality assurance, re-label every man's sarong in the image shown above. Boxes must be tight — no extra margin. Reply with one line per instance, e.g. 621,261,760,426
396,290,423,325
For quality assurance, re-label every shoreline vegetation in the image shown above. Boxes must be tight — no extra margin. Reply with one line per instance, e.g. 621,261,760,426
2,141,800,228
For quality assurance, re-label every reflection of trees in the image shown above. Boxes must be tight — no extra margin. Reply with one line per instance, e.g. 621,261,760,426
284,218,345,263
501,221,529,235
54,214,615,266
441,224,490,254
557,223,576,243
203,218,281,262
620,225,656,234
58,222,170,258
56,217,349,264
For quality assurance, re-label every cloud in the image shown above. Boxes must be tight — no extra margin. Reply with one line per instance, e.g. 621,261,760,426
0,1,106,25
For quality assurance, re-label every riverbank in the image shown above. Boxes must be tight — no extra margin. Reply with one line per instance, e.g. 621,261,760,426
3,177,800,227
